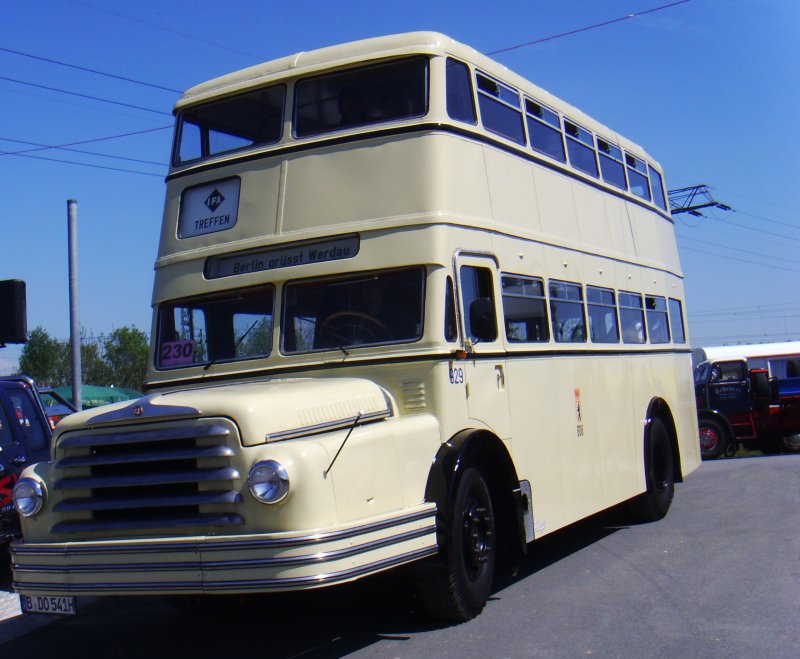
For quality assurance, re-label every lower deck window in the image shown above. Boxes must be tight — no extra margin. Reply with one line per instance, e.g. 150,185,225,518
587,286,619,343
549,281,586,343
502,275,549,343
645,295,670,344
619,291,646,344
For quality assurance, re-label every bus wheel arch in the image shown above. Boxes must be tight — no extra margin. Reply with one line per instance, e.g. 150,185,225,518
418,429,522,622
645,398,683,482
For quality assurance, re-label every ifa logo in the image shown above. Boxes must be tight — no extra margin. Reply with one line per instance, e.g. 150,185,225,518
204,189,225,212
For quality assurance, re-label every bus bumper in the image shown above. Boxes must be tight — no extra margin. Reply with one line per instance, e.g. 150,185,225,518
11,504,437,596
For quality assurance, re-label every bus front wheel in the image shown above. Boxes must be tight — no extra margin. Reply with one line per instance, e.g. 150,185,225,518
417,467,496,622
699,419,726,460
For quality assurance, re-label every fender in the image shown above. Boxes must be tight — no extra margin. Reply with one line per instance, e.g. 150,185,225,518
424,429,527,558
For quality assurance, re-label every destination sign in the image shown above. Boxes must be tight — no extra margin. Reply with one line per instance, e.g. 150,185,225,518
205,235,360,279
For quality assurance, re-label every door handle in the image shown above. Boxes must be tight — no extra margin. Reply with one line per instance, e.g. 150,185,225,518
11,455,27,466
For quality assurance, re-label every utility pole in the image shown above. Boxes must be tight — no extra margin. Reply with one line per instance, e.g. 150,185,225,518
68,199,82,411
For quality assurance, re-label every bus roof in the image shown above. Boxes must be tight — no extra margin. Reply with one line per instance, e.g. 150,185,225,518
692,341,800,365
174,31,657,167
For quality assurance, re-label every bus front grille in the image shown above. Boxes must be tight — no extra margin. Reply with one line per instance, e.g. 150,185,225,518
51,420,243,535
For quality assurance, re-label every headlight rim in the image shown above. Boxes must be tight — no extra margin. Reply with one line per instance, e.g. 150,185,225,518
13,477,45,518
248,459,290,505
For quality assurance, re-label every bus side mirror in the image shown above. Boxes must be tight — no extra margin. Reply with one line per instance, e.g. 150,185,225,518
469,297,497,342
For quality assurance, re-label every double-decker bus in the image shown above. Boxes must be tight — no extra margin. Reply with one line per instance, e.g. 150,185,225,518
12,32,699,622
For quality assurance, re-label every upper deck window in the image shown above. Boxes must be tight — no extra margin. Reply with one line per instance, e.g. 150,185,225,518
525,99,565,163
649,166,667,211
476,72,525,145
564,120,598,178
156,287,275,369
294,57,428,137
597,138,626,190
282,268,424,353
175,85,286,164
446,58,476,124
625,153,651,201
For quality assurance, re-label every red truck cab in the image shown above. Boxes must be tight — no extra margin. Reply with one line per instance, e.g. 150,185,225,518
695,356,800,459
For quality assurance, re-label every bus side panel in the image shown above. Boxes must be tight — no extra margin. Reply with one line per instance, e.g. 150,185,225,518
506,355,604,538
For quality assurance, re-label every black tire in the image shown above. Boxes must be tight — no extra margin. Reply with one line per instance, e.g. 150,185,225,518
416,467,496,622
699,418,727,460
781,433,800,453
630,418,675,522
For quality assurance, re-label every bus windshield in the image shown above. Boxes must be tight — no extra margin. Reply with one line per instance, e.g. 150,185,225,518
282,267,424,353
157,286,275,369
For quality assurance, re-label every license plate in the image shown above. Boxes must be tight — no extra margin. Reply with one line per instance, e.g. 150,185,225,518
20,594,78,616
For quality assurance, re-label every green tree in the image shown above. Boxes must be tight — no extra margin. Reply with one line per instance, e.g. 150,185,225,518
17,325,148,390
103,326,149,391
17,327,63,386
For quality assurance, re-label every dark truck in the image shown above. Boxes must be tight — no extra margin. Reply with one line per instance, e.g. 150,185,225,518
0,376,54,543
694,344,800,459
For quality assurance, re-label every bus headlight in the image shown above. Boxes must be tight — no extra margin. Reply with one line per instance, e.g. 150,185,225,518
248,460,289,504
13,478,45,517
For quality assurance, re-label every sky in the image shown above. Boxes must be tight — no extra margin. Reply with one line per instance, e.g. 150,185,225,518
2,0,799,374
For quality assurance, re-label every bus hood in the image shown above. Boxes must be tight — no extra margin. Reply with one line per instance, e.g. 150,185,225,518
54,378,393,447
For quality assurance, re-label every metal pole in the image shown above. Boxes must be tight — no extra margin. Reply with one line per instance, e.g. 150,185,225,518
67,199,82,411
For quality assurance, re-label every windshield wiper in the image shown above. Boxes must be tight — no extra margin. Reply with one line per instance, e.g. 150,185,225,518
203,320,259,371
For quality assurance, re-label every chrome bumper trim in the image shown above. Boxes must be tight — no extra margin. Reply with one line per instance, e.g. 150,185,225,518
13,546,438,593
12,506,435,557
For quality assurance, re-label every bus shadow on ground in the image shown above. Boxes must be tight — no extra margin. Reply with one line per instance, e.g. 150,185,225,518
0,511,624,658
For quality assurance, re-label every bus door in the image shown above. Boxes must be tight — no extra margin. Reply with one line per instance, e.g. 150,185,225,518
706,360,754,437
456,255,511,439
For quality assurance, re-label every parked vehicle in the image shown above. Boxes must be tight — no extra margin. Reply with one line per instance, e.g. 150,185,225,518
37,387,77,429
0,376,52,543
693,342,800,458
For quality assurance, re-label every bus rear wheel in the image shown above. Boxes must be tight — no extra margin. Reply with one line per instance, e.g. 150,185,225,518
699,419,726,460
416,467,496,622
630,418,675,522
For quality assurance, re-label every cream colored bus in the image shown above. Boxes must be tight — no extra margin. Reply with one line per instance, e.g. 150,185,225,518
12,32,700,621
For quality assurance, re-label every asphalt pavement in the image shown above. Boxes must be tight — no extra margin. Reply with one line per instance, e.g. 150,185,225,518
0,454,797,657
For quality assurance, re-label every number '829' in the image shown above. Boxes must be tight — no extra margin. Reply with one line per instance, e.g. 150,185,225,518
449,367,464,384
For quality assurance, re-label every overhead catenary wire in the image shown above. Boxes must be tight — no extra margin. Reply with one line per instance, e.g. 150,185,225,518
487,0,692,55
0,75,172,116
0,45,181,93
0,136,167,166
0,148,164,177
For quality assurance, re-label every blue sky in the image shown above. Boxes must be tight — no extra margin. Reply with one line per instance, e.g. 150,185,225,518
2,0,799,374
